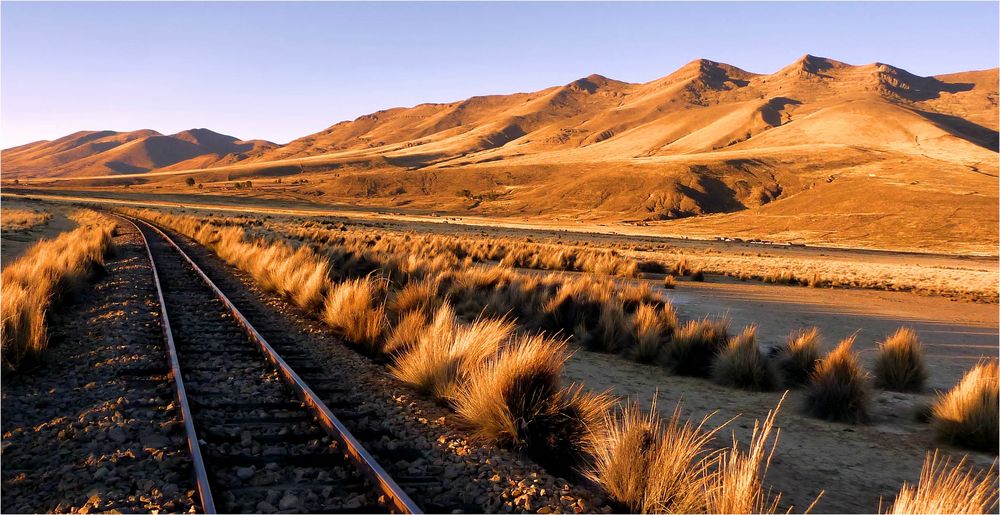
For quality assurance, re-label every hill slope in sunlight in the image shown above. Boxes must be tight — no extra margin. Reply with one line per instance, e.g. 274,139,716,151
2,128,276,178
4,55,997,252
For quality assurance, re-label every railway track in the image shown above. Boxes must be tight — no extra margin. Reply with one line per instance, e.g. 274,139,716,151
120,214,421,514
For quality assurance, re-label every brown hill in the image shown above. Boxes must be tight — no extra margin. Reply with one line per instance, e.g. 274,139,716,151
2,128,276,178
4,55,997,252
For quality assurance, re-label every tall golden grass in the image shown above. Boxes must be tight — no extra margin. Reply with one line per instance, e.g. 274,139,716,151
0,208,51,231
930,361,998,452
1,210,115,371
586,399,721,513
587,396,799,514
882,451,998,514
874,327,927,392
323,276,388,355
389,305,514,400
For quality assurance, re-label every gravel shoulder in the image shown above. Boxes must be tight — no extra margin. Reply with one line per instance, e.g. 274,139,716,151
1,223,197,513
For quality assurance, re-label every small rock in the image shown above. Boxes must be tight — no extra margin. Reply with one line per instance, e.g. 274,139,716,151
278,493,299,510
537,507,553,514
108,428,127,444
235,467,255,481
256,501,276,513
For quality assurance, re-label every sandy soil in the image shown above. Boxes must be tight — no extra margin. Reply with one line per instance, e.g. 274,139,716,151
0,198,77,268
554,274,999,513
562,351,996,514
658,275,998,390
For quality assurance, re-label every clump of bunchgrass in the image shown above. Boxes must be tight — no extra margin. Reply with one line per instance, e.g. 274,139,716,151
882,451,998,514
664,316,729,377
874,327,927,392
930,361,998,452
712,325,778,391
803,336,871,423
775,327,821,387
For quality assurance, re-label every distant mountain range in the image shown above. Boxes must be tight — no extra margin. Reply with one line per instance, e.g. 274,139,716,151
2,128,276,177
3,55,997,252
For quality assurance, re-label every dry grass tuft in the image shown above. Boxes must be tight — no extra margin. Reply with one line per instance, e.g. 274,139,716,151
454,334,568,446
804,336,870,423
453,333,615,470
665,316,729,377
586,398,721,513
322,276,388,355
631,303,669,363
0,208,51,232
775,327,821,387
384,310,428,356
712,325,778,391
662,275,676,289
704,395,787,514
874,327,927,392
1,211,115,371
882,451,998,514
930,361,999,452
388,277,441,321
390,305,514,400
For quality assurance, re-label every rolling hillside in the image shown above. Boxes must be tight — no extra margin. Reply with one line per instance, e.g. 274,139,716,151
3,55,997,252
2,128,276,178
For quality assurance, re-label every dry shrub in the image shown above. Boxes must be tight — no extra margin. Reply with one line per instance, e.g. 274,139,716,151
931,361,999,452
691,267,705,282
618,282,657,310
1,212,115,371
453,334,610,469
388,277,440,321
804,336,870,423
586,399,721,513
390,305,514,400
384,310,427,356
454,334,568,445
665,317,729,377
874,327,927,392
662,275,676,289
631,303,666,363
882,451,998,514
597,300,630,353
542,277,609,335
712,325,778,391
322,276,388,355
775,327,821,387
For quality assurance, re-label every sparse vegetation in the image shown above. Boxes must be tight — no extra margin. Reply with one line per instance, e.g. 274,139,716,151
712,325,778,391
804,336,871,423
665,316,729,377
775,327,821,387
1,208,51,232
882,451,998,514
1,211,115,371
874,327,927,392
585,399,721,513
930,361,999,452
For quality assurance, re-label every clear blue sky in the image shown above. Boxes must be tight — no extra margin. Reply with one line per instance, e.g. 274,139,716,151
2,2,997,148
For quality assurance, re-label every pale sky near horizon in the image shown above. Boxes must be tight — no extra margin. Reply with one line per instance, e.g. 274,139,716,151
2,2,997,148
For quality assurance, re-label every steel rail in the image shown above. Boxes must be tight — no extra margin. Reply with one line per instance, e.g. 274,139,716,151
125,215,422,515
114,214,217,513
